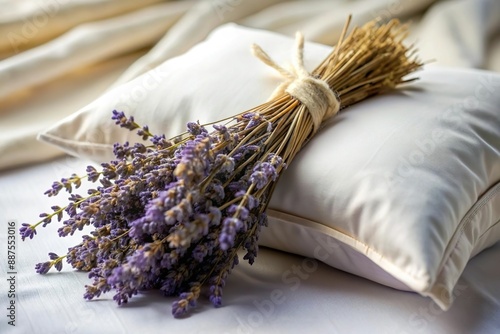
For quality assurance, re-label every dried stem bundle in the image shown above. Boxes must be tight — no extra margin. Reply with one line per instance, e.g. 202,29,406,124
247,16,422,167
21,17,423,317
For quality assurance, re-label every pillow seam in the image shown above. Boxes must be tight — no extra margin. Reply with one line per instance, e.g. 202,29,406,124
268,181,500,293
267,209,431,291
431,180,500,288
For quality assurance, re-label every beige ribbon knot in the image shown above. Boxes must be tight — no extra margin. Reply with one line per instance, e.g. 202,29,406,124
251,32,340,133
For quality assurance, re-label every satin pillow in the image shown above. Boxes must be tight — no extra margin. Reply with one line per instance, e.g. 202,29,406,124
39,24,500,310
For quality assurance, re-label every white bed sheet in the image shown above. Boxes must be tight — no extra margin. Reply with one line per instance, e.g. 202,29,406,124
1,157,499,334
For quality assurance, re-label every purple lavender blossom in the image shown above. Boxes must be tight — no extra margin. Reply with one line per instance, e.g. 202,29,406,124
35,261,51,274
172,299,189,318
22,110,284,317
86,165,100,182
136,126,151,141
209,294,222,308
219,217,244,251
19,223,36,240
150,134,168,146
44,183,60,197
187,122,203,136
112,110,139,131
250,162,278,190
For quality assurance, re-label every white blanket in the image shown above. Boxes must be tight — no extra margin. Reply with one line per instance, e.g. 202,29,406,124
0,157,499,333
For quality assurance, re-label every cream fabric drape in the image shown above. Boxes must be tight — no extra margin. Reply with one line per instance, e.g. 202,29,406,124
0,0,499,170
0,0,166,56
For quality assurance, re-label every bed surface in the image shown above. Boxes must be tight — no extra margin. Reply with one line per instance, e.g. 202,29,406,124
1,157,499,334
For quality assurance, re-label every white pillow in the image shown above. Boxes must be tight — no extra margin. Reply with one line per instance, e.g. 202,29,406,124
39,24,500,310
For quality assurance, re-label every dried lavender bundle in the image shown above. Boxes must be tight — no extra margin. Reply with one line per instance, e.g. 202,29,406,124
20,17,422,317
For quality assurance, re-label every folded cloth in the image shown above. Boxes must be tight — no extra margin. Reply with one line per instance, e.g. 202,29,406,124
0,0,165,55
1,0,500,170
0,52,144,171
0,1,192,103
416,0,500,68
111,0,287,86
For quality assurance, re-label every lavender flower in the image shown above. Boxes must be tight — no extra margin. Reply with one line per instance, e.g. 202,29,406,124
219,217,243,251
19,223,36,240
172,287,200,318
20,109,282,316
18,17,423,319
35,261,51,274
250,162,278,189
112,110,139,131
35,252,65,274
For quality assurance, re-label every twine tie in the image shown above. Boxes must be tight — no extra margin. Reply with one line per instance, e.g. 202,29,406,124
252,32,340,133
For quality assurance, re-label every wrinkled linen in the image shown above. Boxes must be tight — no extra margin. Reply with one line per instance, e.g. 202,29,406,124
0,0,165,55
0,157,499,334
